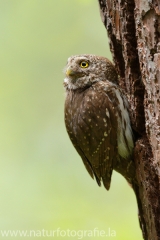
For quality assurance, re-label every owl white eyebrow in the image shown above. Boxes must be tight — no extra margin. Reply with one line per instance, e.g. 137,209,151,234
77,58,89,62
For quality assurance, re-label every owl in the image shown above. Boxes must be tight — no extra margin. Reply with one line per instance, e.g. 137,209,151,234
63,54,135,190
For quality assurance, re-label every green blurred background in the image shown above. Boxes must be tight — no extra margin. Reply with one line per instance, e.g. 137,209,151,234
0,0,142,239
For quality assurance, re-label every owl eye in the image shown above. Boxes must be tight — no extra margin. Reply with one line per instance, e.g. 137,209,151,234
80,61,89,68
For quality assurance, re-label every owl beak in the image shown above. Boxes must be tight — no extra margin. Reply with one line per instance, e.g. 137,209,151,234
66,68,76,77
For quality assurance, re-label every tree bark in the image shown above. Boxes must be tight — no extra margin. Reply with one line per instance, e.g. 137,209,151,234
98,0,160,239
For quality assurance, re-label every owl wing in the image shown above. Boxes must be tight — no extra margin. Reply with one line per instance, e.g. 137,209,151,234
85,85,118,190
78,84,119,190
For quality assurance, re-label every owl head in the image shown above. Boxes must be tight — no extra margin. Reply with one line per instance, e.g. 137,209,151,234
63,54,118,90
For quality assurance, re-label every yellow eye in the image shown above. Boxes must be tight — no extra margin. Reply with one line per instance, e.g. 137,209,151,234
80,61,89,68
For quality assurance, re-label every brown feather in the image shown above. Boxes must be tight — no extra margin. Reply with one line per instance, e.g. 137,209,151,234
64,54,134,190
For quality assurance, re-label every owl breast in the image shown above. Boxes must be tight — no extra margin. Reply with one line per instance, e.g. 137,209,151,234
65,83,116,160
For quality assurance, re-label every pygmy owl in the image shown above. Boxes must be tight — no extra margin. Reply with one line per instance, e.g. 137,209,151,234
63,54,135,190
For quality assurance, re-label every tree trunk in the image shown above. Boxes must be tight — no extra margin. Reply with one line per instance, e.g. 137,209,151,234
97,0,160,239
